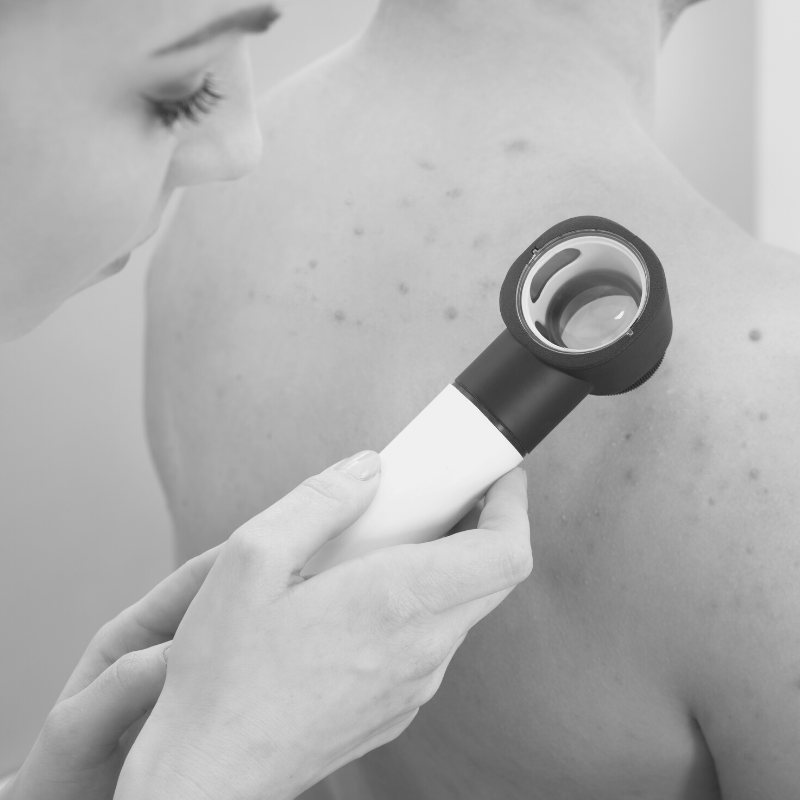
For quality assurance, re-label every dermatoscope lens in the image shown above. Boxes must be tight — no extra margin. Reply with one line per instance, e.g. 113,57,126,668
545,269,642,349
518,235,649,354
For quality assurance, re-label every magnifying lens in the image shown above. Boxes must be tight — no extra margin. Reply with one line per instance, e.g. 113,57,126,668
303,216,672,575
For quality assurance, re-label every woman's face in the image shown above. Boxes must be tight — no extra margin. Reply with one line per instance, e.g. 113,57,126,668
0,0,281,341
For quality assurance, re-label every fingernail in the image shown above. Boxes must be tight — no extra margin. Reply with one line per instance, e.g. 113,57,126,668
336,450,380,481
162,645,171,667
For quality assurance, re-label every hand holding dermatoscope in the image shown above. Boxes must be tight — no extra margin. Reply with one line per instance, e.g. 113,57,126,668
304,217,672,575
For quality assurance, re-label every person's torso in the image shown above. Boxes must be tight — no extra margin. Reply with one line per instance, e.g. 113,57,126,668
145,59,798,799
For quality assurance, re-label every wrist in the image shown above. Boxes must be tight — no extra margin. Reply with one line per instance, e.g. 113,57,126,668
115,738,217,800
116,721,301,800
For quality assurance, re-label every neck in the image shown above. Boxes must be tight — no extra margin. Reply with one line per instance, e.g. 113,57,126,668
363,0,661,135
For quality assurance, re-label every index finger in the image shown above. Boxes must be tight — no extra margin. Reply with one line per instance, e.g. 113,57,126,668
377,468,531,616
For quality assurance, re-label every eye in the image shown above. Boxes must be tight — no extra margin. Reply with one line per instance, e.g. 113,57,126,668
148,75,224,130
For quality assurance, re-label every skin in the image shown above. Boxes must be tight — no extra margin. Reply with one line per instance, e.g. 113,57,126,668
145,0,800,797
0,0,268,341
0,1,534,796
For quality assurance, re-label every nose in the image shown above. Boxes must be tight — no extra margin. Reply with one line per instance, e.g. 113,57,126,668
170,46,263,187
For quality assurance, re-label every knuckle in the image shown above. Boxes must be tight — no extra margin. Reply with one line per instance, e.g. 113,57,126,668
108,651,146,694
297,475,349,506
404,634,453,682
376,584,420,631
40,705,71,752
415,673,445,708
228,523,271,562
501,542,533,585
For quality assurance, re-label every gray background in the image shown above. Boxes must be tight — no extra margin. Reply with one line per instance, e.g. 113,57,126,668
2,0,793,776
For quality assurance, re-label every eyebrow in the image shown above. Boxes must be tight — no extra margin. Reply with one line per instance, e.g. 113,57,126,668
153,5,281,57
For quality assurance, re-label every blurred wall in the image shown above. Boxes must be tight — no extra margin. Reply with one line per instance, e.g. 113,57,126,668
0,0,767,775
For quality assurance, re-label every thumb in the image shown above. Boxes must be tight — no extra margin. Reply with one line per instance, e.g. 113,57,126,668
53,641,172,762
234,451,381,575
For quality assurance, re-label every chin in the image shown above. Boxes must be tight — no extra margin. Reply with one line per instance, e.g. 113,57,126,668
70,253,132,297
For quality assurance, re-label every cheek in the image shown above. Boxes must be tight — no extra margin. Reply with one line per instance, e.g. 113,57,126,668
0,106,174,318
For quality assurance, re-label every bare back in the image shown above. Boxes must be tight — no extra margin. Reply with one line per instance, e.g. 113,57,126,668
145,41,800,799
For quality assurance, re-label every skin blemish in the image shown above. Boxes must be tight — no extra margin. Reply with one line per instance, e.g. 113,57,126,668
692,436,705,452
758,411,768,421
749,468,760,481
445,188,463,200
400,197,414,208
504,139,532,155
417,159,437,171
708,497,716,506
746,546,755,556
356,320,363,327
624,432,633,441
445,306,459,321
424,228,439,245
353,226,365,237
334,310,347,323
473,234,490,250
623,468,636,485
247,288,256,301
398,282,410,295
749,328,762,342
309,260,318,270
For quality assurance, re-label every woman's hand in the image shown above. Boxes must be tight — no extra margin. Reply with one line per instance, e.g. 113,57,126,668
116,451,531,800
3,545,224,800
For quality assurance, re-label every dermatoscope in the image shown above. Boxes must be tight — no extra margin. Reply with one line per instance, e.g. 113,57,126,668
303,216,672,575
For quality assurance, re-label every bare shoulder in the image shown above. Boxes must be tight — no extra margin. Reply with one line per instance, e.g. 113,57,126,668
641,235,800,797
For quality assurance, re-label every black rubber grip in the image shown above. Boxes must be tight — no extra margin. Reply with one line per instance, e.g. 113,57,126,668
455,330,592,456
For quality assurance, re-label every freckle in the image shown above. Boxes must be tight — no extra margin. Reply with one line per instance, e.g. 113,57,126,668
266,432,273,440
247,288,256,301
708,496,716,506
356,320,363,327
400,197,414,208
746,546,754,556
445,188,463,199
758,411,768,421
334,310,346,323
398,282,410,295
473,235,490,250
353,226,365,237
624,432,632,441
309,260,318,270
235,373,243,381
594,509,602,518
749,468,760,481
504,139,532,155
417,159,437,171
344,197,354,207
445,306,459,321
749,328,762,342
424,228,438,245
692,436,705,452
623,468,636,484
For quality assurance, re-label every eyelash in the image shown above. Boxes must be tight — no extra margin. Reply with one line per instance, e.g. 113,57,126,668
149,75,224,129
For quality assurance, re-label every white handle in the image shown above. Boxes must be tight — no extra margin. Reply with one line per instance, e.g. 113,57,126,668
303,385,523,575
